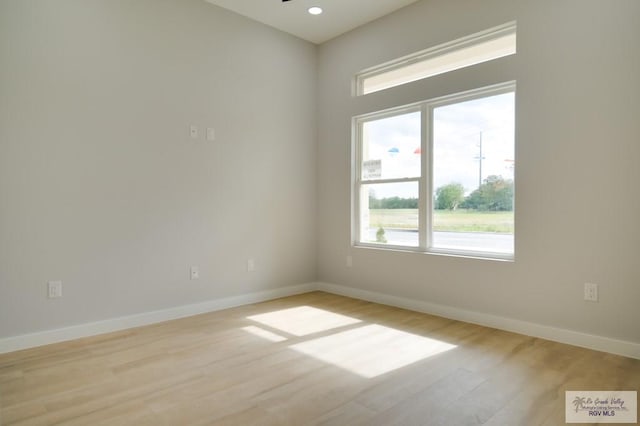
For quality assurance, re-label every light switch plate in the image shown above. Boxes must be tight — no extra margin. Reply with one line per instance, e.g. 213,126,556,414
48,281,62,298
190,266,200,280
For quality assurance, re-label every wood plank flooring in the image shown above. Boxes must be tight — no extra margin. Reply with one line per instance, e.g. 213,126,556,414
0,292,638,425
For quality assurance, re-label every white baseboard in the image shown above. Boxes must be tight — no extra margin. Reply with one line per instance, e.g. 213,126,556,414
316,282,640,360
0,283,316,354
2,281,638,360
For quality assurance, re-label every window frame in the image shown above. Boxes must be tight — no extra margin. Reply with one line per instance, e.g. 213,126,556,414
355,21,517,96
352,81,516,260
352,103,424,251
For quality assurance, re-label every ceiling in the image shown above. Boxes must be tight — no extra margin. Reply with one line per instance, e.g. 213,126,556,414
204,0,420,44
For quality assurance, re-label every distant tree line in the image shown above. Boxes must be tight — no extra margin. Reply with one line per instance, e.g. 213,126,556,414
437,175,514,211
369,175,513,211
368,195,419,209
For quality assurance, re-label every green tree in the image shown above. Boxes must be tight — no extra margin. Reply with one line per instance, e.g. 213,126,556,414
461,175,514,211
435,183,465,210
376,227,387,243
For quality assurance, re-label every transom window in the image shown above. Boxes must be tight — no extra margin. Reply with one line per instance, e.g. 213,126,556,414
355,22,516,96
353,83,515,259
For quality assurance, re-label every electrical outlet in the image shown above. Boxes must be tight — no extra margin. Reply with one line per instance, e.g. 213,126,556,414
584,282,598,302
247,258,255,272
206,127,216,141
48,281,62,298
190,266,199,280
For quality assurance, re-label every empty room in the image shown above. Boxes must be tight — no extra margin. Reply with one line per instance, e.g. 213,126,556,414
1,0,639,424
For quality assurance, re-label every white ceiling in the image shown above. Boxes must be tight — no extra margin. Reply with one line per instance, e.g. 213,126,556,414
204,0,420,44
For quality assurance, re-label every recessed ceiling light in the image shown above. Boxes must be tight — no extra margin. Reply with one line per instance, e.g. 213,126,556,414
308,6,323,15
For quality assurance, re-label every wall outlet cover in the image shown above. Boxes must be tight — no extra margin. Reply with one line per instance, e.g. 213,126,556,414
584,282,598,302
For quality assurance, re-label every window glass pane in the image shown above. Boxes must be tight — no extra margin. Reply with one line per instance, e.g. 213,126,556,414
360,182,419,247
432,91,514,254
361,111,421,180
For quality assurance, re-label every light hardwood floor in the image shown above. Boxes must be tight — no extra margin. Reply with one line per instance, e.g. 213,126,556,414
1,292,638,425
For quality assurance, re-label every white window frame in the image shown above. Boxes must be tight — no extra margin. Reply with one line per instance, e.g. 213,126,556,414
352,104,424,251
355,21,516,96
352,81,516,260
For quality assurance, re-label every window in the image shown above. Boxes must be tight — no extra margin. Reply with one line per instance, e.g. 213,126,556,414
355,22,516,96
357,110,421,247
353,82,515,259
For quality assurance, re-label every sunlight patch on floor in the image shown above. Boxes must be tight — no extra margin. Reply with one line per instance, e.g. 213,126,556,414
247,306,361,337
241,326,288,342
290,324,456,378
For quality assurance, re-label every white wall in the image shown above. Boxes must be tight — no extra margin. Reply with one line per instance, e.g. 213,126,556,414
0,0,317,337
317,0,640,344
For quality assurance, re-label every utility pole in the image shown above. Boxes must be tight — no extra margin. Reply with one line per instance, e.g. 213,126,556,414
474,131,485,188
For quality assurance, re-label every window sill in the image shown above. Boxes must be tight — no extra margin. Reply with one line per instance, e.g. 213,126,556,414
352,242,514,262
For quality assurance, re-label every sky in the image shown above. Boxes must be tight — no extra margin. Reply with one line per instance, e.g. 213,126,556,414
362,91,515,199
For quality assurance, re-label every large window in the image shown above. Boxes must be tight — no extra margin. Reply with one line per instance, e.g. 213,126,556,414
353,83,515,259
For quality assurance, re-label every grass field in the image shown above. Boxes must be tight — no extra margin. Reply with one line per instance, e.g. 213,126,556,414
369,209,514,233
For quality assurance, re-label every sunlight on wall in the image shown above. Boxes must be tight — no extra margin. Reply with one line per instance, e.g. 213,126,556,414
241,326,288,342
290,324,456,378
247,306,361,336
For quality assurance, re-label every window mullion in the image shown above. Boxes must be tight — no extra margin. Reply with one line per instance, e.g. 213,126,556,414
418,104,427,250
